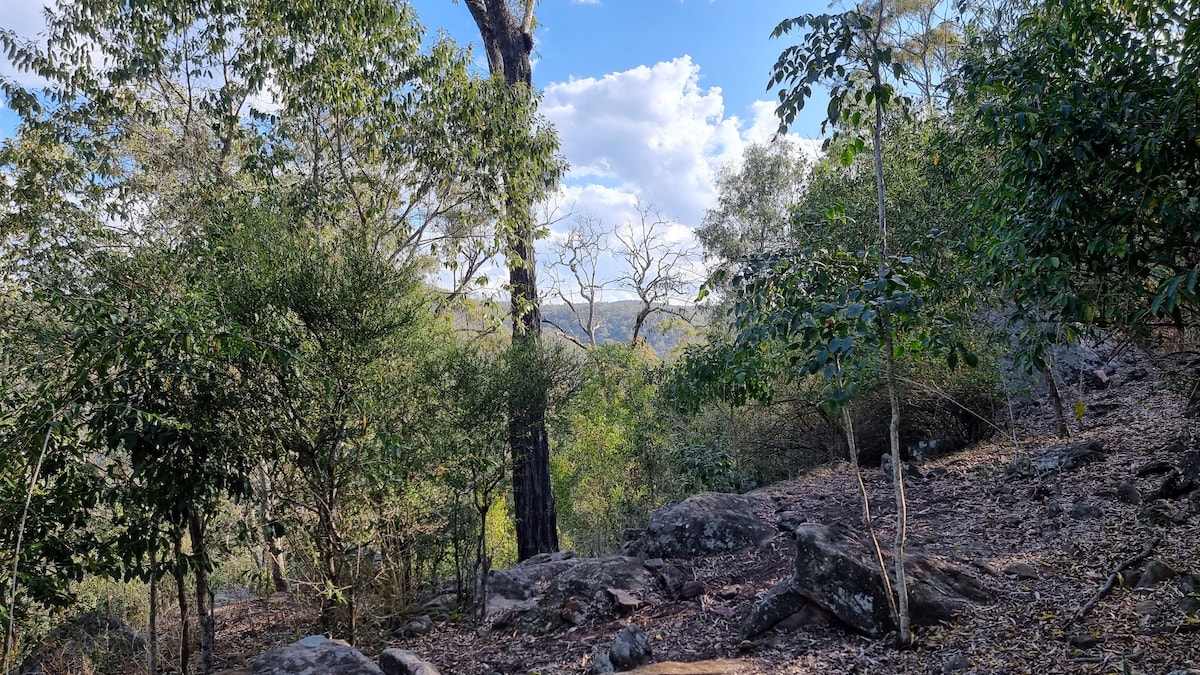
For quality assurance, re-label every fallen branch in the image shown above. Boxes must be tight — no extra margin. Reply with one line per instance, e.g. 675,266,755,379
1067,536,1161,627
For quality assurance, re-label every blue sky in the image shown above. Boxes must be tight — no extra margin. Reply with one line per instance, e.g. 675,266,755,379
1,0,828,301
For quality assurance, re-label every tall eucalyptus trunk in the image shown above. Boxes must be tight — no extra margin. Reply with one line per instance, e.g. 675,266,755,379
462,0,559,560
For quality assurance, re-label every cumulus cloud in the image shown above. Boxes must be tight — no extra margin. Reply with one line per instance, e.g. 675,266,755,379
535,56,821,299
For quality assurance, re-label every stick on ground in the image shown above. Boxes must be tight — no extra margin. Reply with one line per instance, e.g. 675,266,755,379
1067,536,1161,627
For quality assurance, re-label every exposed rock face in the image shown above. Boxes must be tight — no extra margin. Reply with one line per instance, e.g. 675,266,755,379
493,556,663,634
624,492,775,559
787,523,991,638
379,648,441,675
486,551,580,615
252,635,382,675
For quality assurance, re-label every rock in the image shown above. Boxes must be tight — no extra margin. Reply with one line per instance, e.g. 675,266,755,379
253,635,382,675
654,564,690,599
1069,501,1101,519
1137,459,1175,477
380,649,441,675
624,492,775,559
394,614,433,638
776,510,808,533
740,580,809,639
880,454,923,482
487,552,581,615
609,625,652,671
1045,500,1064,517
1034,440,1105,473
1068,634,1104,648
591,651,616,673
1115,480,1143,505
1179,577,1200,615
1003,562,1040,580
1135,559,1178,588
19,611,146,675
791,523,991,638
495,556,660,634
1085,368,1111,389
679,580,706,600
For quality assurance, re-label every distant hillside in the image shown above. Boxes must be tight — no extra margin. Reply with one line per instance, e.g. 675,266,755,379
540,300,699,357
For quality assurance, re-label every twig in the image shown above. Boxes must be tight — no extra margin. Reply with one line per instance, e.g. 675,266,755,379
1067,536,1161,626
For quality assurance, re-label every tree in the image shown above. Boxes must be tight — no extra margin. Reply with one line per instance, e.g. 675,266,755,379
459,0,566,560
544,213,611,347
697,140,811,265
964,0,1200,332
614,201,700,347
770,2,923,644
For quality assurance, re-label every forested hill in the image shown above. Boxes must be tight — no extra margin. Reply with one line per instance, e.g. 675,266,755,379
540,300,699,356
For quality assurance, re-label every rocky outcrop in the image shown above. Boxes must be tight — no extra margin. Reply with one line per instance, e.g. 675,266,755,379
486,551,580,615
624,492,775,559
252,635,382,674
493,556,663,634
744,523,991,639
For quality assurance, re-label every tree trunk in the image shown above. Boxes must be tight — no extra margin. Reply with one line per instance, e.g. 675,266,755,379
463,0,559,561
842,407,898,621
256,459,289,593
173,528,191,675
1043,356,1070,439
188,514,215,675
149,539,159,675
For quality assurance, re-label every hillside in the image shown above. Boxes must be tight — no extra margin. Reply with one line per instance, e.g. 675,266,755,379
540,301,700,356
63,343,1193,675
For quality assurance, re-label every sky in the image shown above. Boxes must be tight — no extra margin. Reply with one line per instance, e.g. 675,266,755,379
0,0,830,301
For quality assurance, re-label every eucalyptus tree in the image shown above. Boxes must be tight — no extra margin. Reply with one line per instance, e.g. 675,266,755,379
457,0,567,561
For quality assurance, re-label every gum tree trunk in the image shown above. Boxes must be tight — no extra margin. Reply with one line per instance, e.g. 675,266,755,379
462,0,559,560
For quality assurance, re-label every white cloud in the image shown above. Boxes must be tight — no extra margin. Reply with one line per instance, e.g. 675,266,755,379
535,56,820,300
0,2,51,87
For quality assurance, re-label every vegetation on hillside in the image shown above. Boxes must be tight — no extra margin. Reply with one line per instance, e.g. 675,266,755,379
0,0,1197,672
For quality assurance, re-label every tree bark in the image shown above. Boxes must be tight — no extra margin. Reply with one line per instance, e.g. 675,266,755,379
188,514,215,675
173,528,191,675
463,0,559,560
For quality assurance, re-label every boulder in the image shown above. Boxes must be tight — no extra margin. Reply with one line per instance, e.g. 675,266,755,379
487,552,580,615
790,523,990,638
609,625,652,671
252,635,382,675
494,556,662,634
624,492,775,559
1034,440,1105,474
379,649,441,675
740,580,811,639
19,611,145,675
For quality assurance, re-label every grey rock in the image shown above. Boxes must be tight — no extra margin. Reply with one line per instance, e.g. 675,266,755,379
740,580,809,639
379,649,441,675
1135,559,1178,588
253,635,383,675
608,625,652,671
624,492,775,559
940,653,970,673
395,614,433,638
486,553,581,615
791,524,991,638
494,556,660,634
1115,480,1143,505
1034,440,1105,473
591,652,615,674
1003,562,1040,580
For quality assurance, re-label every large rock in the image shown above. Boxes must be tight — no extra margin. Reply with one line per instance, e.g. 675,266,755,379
486,552,580,615
790,523,990,638
19,611,145,674
624,492,775,559
608,624,652,671
494,556,662,634
380,649,441,675
252,635,382,675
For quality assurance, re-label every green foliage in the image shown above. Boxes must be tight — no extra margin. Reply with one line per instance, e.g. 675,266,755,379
964,0,1200,332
